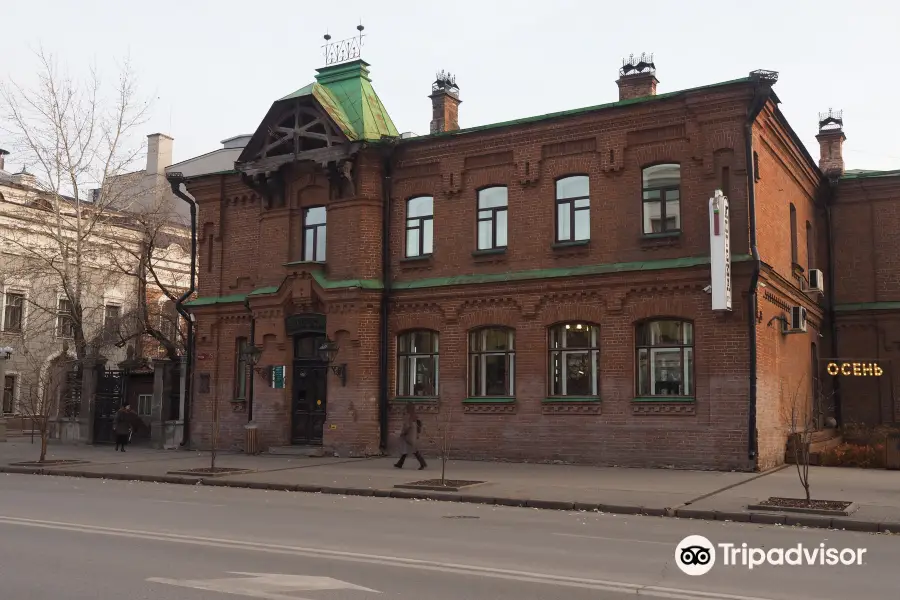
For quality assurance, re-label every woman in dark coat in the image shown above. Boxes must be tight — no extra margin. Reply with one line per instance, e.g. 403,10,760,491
112,403,140,452
394,403,427,470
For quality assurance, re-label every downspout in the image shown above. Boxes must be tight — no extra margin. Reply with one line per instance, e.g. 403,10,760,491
744,74,774,465
378,148,394,451
166,173,197,448
823,183,841,425
244,299,255,423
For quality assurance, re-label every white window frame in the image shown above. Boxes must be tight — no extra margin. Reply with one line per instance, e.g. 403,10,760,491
1,287,28,334
56,295,75,339
548,323,599,397
2,372,20,414
137,394,152,417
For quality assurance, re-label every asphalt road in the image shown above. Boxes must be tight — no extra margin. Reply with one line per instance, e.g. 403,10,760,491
0,473,896,600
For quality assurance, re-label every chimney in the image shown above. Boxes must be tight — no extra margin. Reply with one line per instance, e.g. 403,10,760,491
429,71,461,134
146,133,174,175
0,148,8,171
617,53,658,101
816,109,845,177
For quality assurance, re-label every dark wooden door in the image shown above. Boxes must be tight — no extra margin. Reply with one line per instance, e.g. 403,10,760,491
291,361,327,445
93,369,125,444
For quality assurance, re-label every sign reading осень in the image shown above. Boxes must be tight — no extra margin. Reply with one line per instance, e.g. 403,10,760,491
826,362,884,377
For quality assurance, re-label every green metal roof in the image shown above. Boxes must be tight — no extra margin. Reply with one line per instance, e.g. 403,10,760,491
398,77,753,143
841,168,900,180
278,60,399,141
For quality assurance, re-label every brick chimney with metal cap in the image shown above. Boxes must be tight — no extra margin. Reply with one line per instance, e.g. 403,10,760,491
816,109,846,177
429,70,461,134
617,53,658,101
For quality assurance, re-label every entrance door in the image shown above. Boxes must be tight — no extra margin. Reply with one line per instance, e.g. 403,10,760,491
291,333,327,445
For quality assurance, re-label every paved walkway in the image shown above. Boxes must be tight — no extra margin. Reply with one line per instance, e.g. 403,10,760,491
2,439,899,532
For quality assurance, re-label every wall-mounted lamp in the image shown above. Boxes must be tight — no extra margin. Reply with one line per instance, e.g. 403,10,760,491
242,344,269,378
317,338,348,386
767,315,789,332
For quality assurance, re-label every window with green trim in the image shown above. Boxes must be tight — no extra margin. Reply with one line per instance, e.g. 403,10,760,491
468,327,515,397
397,330,439,396
549,322,599,397
636,320,693,397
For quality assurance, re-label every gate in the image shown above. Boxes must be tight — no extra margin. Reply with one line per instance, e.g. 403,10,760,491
93,368,125,444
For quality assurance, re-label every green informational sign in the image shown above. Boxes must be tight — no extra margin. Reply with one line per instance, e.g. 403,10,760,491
271,365,286,389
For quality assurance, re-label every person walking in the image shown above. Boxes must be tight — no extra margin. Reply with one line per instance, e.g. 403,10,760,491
112,403,138,452
394,403,426,470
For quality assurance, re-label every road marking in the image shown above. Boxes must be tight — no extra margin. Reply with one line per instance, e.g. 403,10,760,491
0,515,776,600
148,573,379,599
553,532,671,545
148,499,226,507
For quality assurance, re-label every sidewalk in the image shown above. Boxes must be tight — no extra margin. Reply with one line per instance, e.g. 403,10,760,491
2,440,898,533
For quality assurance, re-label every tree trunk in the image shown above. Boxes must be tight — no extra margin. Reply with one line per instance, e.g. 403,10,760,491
39,430,48,463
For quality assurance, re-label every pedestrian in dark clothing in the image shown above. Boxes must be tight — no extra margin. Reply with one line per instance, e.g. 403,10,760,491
394,403,426,470
113,403,138,452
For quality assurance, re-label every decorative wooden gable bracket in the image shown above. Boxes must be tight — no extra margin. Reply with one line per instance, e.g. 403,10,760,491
237,100,361,177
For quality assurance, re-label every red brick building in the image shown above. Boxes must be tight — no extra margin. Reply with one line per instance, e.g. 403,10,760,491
176,50,899,471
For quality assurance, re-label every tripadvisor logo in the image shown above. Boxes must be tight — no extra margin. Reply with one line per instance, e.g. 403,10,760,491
675,535,867,575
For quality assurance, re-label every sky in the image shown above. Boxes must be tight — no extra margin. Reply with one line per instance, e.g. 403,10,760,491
2,0,899,172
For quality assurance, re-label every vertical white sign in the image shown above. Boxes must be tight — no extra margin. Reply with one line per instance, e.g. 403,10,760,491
709,190,732,311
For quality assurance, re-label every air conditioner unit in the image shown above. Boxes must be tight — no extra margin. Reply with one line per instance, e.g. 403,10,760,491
789,306,808,333
806,269,825,294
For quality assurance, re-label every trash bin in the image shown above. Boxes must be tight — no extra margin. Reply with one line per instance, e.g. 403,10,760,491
885,433,900,470
244,422,259,455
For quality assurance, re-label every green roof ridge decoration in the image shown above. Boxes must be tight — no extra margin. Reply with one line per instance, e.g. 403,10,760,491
279,59,398,142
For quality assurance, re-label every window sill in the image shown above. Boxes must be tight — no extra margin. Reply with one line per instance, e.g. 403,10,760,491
472,248,506,257
552,239,590,249
392,396,439,402
284,260,326,267
640,231,681,249
463,396,516,414
401,254,433,263
631,396,695,416
542,396,601,414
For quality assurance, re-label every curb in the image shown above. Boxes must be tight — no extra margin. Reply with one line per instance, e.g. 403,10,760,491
2,466,896,534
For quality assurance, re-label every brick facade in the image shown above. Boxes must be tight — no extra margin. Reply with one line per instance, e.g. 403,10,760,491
180,59,897,471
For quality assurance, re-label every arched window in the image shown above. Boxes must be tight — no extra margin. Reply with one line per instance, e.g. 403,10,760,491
468,327,515,397
635,319,693,397
397,330,439,397
406,196,434,257
476,186,508,250
641,164,681,234
548,322,599,397
555,176,590,243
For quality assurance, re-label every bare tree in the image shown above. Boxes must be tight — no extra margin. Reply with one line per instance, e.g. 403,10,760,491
0,48,151,363
782,377,814,503
11,343,77,463
430,405,455,486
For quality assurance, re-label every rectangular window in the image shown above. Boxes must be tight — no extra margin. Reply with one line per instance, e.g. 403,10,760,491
3,292,24,332
790,203,798,266
397,331,439,396
2,375,14,414
556,176,590,243
302,206,327,262
476,187,508,250
642,164,681,234
137,394,152,417
104,304,121,340
549,323,599,396
720,166,731,199
235,337,249,400
636,320,694,397
468,328,515,396
405,197,434,257
57,298,75,338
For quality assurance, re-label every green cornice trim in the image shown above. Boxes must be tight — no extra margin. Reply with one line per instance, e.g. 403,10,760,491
392,254,753,291
834,301,900,312
188,254,753,307
542,397,600,403
463,397,516,403
632,396,695,403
